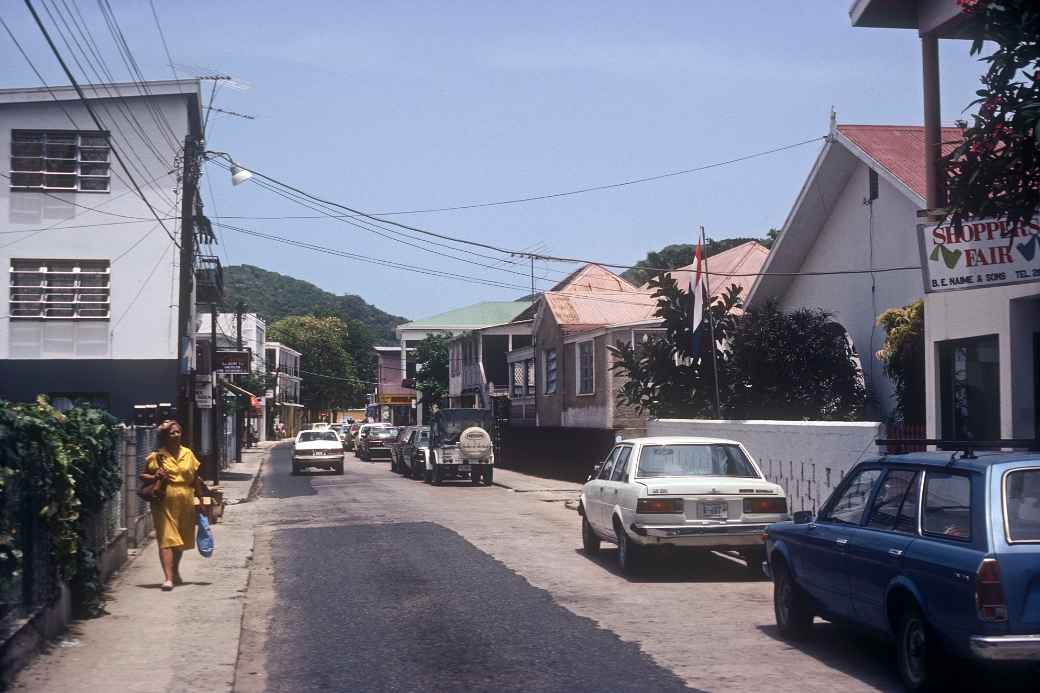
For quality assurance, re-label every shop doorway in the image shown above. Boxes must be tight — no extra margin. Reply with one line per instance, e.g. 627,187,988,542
939,335,1001,443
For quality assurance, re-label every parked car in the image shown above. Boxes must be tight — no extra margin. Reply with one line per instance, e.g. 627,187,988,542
579,436,787,576
426,409,495,485
356,423,398,461
388,426,414,474
765,449,1040,691
330,423,351,450
292,429,345,475
310,422,331,431
401,426,430,479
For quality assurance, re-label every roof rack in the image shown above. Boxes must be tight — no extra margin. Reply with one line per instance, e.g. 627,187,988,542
876,438,1040,459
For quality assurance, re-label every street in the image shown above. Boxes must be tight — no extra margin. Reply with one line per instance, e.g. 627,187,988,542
231,444,1030,693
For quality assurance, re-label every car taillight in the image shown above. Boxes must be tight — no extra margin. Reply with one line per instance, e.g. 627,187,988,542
636,498,683,514
743,497,788,514
976,557,1008,622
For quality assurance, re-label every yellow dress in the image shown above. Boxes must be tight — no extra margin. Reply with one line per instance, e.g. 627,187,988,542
147,446,201,550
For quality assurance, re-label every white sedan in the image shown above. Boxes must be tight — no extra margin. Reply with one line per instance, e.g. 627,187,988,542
292,430,346,475
580,436,789,576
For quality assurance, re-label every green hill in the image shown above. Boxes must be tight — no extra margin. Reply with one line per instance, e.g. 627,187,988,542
221,265,407,344
621,232,777,286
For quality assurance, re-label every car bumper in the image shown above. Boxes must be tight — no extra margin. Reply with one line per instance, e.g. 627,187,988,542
969,634,1040,661
630,522,769,548
365,446,392,458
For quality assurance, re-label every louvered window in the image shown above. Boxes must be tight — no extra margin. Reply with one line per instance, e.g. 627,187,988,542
9,130,111,192
9,259,111,319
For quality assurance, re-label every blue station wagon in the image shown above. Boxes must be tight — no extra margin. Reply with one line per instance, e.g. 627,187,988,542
765,450,1040,691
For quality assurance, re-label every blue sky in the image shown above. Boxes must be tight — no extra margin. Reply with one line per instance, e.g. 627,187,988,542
2,1,989,319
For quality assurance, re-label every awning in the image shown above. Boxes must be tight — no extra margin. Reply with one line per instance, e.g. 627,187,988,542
222,380,259,398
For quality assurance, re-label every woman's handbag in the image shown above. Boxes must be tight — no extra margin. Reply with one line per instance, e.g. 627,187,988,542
196,514,215,558
137,455,168,502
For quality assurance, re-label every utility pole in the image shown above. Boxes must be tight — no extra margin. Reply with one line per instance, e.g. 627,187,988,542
701,227,723,420
176,135,198,444
236,300,244,464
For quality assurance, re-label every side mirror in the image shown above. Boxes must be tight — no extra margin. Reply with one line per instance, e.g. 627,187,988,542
586,464,601,482
793,510,814,524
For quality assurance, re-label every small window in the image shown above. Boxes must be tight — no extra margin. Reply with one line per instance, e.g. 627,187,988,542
610,447,632,482
511,362,525,397
10,259,111,320
577,340,594,395
1005,469,1040,543
598,447,620,480
10,130,111,192
824,468,882,525
544,348,558,395
922,472,972,541
866,470,919,533
526,358,535,394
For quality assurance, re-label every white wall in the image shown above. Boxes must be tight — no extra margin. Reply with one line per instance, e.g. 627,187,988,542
648,418,883,512
779,164,923,420
924,282,1040,439
0,92,193,360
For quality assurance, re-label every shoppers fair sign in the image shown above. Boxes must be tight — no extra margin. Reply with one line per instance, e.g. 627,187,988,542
918,217,1040,293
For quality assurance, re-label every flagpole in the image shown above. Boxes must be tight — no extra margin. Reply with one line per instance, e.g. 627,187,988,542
701,226,723,419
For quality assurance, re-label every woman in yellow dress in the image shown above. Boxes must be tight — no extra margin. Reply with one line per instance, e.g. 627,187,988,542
139,420,209,591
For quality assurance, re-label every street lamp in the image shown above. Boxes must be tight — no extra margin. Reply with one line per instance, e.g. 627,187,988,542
230,165,253,186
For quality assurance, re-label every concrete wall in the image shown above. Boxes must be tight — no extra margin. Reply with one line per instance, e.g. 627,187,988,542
924,283,1040,439
779,163,923,420
648,419,883,512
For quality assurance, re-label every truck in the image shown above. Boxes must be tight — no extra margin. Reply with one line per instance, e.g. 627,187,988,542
425,408,495,486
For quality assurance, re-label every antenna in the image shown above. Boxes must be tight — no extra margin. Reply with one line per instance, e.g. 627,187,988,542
173,64,253,91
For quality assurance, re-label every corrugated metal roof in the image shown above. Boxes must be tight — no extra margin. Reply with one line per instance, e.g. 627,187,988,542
654,241,769,301
837,124,963,200
397,300,532,330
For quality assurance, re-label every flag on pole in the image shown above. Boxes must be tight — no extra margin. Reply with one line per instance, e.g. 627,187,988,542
689,239,707,352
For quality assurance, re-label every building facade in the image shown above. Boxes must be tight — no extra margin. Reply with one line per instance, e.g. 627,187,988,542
0,80,202,420
265,341,303,438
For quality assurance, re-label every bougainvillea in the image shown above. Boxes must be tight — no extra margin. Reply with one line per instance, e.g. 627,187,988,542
943,1,1040,228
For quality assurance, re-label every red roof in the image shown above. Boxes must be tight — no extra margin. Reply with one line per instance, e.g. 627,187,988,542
836,124,963,200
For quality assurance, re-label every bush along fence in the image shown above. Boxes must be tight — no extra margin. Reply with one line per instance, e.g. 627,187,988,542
0,397,159,659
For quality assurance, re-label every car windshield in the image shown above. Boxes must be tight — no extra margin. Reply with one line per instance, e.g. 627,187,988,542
1005,468,1040,542
298,431,339,443
636,444,758,479
431,410,493,444
370,428,398,438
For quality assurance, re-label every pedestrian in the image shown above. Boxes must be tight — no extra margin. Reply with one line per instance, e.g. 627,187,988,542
139,420,210,591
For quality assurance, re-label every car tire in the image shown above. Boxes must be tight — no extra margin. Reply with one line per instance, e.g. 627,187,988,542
614,518,642,576
334,460,345,475
482,466,493,486
470,468,481,485
432,464,443,485
742,547,767,579
581,515,601,555
773,561,813,641
896,603,937,692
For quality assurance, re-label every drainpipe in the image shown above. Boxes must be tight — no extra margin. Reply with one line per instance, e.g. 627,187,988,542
922,33,945,210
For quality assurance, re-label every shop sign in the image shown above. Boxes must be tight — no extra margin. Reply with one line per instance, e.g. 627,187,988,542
380,395,413,405
215,350,251,374
194,375,213,408
918,217,1040,293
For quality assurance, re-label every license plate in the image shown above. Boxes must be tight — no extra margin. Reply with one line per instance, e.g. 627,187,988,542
703,502,727,519
459,464,471,472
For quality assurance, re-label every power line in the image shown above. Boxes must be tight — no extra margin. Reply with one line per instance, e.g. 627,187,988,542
24,0,180,247
368,136,827,215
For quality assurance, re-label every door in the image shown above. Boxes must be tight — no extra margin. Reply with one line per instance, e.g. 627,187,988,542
845,469,921,631
798,467,882,620
587,447,620,533
600,446,634,530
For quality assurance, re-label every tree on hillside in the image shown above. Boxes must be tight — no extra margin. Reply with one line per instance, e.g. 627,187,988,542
267,315,361,411
876,300,926,426
943,1,1040,227
414,334,450,408
726,301,865,421
620,236,770,286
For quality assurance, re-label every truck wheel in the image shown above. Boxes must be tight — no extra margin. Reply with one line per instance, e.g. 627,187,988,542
470,468,481,485
482,466,494,486
432,464,442,485
581,515,601,555
423,462,432,484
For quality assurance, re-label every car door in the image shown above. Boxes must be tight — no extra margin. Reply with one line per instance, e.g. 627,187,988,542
587,447,620,533
844,469,921,632
601,446,634,530
902,470,984,639
798,467,883,620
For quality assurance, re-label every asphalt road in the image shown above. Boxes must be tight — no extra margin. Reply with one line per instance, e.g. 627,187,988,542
236,444,1036,693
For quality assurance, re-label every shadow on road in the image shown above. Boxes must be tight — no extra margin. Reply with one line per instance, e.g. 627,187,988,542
575,547,769,583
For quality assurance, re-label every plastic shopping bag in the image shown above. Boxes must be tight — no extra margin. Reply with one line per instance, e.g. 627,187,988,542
196,513,215,558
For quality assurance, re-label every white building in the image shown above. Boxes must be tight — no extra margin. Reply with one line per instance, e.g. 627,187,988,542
265,341,303,437
0,80,203,419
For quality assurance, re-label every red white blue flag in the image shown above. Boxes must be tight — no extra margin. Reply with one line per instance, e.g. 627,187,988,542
689,240,707,349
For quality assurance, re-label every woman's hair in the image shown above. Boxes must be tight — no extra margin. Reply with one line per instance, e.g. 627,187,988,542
157,419,182,446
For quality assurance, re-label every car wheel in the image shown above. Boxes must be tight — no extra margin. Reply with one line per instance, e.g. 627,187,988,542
614,518,642,576
482,466,493,486
470,468,481,485
334,460,345,475
742,547,767,579
896,603,936,692
581,515,601,555
773,561,813,640
432,464,443,485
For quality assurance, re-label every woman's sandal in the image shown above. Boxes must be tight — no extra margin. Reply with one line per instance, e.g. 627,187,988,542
172,574,184,586
161,580,174,591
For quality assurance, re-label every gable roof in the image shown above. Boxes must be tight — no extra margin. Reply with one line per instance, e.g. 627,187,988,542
746,122,962,308
652,241,769,302
534,263,657,328
548,263,641,294
396,301,532,333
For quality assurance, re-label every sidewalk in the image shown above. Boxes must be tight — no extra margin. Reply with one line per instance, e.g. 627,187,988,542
10,443,275,693
492,467,583,509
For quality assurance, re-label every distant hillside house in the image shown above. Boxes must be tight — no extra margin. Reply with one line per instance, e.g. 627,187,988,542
747,121,964,421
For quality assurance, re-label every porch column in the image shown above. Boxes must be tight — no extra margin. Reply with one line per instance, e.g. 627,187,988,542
922,33,945,210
